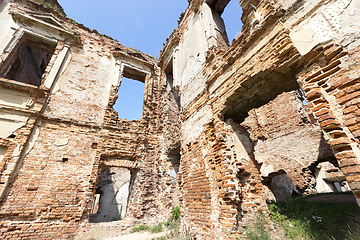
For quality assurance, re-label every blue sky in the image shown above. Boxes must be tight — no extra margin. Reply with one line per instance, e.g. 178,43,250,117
58,0,242,120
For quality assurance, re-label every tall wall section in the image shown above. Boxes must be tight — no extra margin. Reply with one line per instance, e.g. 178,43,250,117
0,0,179,239
159,0,360,239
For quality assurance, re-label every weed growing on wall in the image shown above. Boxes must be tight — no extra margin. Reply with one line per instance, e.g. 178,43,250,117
33,0,64,16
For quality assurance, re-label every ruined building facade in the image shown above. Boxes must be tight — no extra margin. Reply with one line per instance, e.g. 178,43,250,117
0,0,359,239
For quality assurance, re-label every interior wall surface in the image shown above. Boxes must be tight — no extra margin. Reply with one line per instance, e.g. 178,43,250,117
0,1,176,239
159,0,360,239
1,0,360,239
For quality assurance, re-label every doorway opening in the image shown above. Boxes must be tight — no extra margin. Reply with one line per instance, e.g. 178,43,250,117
90,167,136,222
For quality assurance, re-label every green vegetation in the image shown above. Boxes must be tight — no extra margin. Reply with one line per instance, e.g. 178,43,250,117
150,223,163,233
129,206,189,240
268,196,360,240
130,224,150,233
171,206,180,221
237,193,360,240
33,0,65,16
240,213,271,240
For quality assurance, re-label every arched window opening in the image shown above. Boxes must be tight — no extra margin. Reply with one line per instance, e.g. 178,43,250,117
205,0,243,48
220,0,243,43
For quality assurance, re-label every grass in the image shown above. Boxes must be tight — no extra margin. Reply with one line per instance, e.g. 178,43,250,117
150,223,163,233
171,206,180,221
240,213,271,240
237,193,360,240
266,194,360,240
130,224,149,233
130,206,189,240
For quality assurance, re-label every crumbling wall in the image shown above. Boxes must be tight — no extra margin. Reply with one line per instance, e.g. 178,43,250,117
242,91,342,200
160,0,360,239
1,0,360,239
0,0,176,239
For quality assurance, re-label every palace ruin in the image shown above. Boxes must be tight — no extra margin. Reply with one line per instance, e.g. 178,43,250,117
0,0,360,239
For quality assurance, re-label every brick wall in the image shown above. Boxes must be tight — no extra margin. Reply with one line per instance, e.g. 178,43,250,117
298,43,360,203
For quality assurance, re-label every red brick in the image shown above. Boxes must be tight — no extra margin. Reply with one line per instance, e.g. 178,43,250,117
339,158,359,168
344,118,357,126
332,76,350,88
328,138,351,147
337,91,360,104
342,166,360,175
343,105,358,115
305,89,322,100
346,175,360,183
353,130,360,138
318,113,336,122
349,182,360,191
314,108,332,117
343,113,356,121
320,119,340,128
335,151,356,159
348,124,360,132
351,51,360,60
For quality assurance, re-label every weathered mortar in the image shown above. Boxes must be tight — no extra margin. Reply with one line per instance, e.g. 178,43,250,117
159,0,360,238
0,0,360,239
0,0,176,238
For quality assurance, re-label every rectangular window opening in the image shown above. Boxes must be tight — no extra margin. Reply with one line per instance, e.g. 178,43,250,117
113,66,146,120
0,34,57,86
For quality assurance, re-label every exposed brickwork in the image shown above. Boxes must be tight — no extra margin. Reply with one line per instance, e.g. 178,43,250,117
297,43,360,196
1,0,360,239
242,91,338,195
161,0,360,238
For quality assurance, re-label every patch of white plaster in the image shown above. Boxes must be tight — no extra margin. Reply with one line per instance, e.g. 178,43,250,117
0,145,7,162
0,109,29,138
260,161,275,177
289,0,352,55
290,28,318,55
0,1,18,57
54,138,69,147
12,144,21,158
0,88,31,109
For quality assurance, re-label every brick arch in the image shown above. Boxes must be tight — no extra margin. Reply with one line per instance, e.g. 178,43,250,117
220,41,360,206
296,43,360,205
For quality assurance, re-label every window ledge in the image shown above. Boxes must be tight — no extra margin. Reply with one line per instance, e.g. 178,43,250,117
0,78,47,94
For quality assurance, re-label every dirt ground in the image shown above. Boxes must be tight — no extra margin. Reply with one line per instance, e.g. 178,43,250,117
75,220,168,240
